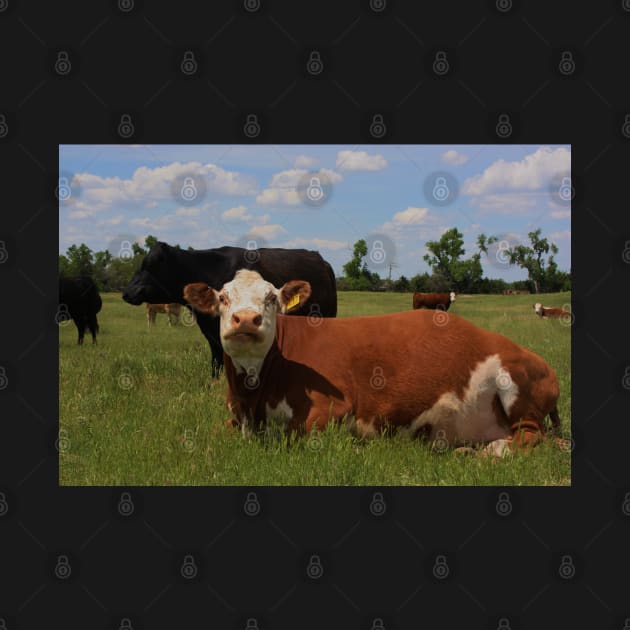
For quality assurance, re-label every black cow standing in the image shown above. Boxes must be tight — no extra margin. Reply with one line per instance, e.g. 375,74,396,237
59,276,103,344
122,242,338,378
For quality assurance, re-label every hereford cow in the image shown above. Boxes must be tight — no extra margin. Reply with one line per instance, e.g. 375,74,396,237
146,303,182,326
184,270,561,456
533,303,571,319
59,276,103,345
413,291,456,311
122,242,337,378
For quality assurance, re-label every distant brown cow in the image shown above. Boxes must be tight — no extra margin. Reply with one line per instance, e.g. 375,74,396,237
413,291,455,311
533,303,570,319
146,303,182,326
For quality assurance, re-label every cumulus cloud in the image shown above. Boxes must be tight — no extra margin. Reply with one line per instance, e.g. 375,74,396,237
72,161,257,214
336,150,387,171
390,207,429,225
256,168,343,206
469,192,540,215
550,209,571,219
295,155,319,168
549,229,571,240
378,207,435,238
284,237,348,251
441,150,469,166
461,147,571,196
245,224,287,240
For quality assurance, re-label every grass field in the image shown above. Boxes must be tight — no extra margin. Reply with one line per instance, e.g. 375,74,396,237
59,291,571,486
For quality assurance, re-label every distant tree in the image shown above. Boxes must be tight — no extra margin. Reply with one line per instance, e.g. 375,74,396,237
144,234,159,252
393,275,410,292
409,273,431,293
93,250,113,290
59,254,70,277
65,243,94,277
343,239,369,280
423,228,483,292
480,228,561,294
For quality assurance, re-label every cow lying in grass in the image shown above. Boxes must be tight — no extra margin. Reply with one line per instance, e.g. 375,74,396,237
184,270,562,456
533,303,571,319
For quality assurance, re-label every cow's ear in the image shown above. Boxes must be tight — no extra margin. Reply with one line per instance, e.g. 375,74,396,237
278,280,311,313
183,283,220,314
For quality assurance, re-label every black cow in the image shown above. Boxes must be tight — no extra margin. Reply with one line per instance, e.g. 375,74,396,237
122,242,338,378
59,276,103,345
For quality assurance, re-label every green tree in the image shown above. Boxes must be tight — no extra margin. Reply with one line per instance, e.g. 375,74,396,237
481,228,561,294
423,228,483,293
343,239,368,279
144,234,159,252
93,250,113,290
59,254,70,277
65,243,94,277
393,275,410,292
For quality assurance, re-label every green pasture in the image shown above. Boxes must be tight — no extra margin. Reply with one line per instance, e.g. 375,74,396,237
59,291,571,486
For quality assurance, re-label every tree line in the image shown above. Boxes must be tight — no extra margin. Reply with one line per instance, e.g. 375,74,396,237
59,227,570,294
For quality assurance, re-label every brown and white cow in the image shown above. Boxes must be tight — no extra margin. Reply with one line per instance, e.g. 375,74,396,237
533,303,571,319
184,270,561,456
412,291,456,311
146,303,182,326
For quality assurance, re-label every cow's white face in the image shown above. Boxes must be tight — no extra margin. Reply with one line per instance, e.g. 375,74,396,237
450,292,456,302
533,302,543,315
183,270,311,373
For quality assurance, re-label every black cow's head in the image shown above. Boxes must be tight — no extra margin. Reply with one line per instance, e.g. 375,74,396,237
122,242,181,305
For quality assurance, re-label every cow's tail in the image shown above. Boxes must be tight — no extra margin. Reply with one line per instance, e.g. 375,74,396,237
548,406,561,435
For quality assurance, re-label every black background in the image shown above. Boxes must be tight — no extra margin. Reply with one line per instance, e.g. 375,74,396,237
1,0,630,628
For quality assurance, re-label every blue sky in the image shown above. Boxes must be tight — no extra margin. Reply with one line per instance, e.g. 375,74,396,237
59,144,571,281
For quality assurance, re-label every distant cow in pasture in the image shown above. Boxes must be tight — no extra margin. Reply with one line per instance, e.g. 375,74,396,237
533,303,571,319
184,270,561,457
122,242,338,378
146,303,182,327
59,276,102,345
412,291,456,311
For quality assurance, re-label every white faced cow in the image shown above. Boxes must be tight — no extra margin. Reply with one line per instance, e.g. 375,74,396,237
185,270,561,456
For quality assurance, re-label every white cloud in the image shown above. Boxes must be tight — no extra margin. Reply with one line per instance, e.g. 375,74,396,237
96,214,124,226
222,205,251,221
72,161,257,215
256,168,342,207
336,150,387,171
549,229,571,240
550,209,571,219
245,224,287,240
391,207,429,226
295,155,319,168
284,237,348,251
461,147,571,195
441,150,469,166
470,192,539,215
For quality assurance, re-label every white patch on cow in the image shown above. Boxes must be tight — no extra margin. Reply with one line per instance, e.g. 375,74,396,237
265,398,293,425
482,438,511,458
216,269,282,374
355,417,378,437
450,292,456,302
403,354,518,446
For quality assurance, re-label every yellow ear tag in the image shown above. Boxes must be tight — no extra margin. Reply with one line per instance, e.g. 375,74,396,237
286,294,300,310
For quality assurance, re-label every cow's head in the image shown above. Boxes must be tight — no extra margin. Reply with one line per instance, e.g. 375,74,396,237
122,242,177,305
183,270,311,371
449,291,456,303
533,303,543,316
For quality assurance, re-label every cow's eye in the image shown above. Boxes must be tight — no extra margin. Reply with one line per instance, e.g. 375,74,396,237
266,294,277,305
218,295,226,304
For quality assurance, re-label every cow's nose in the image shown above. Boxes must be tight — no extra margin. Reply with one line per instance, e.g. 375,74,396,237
232,310,262,327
